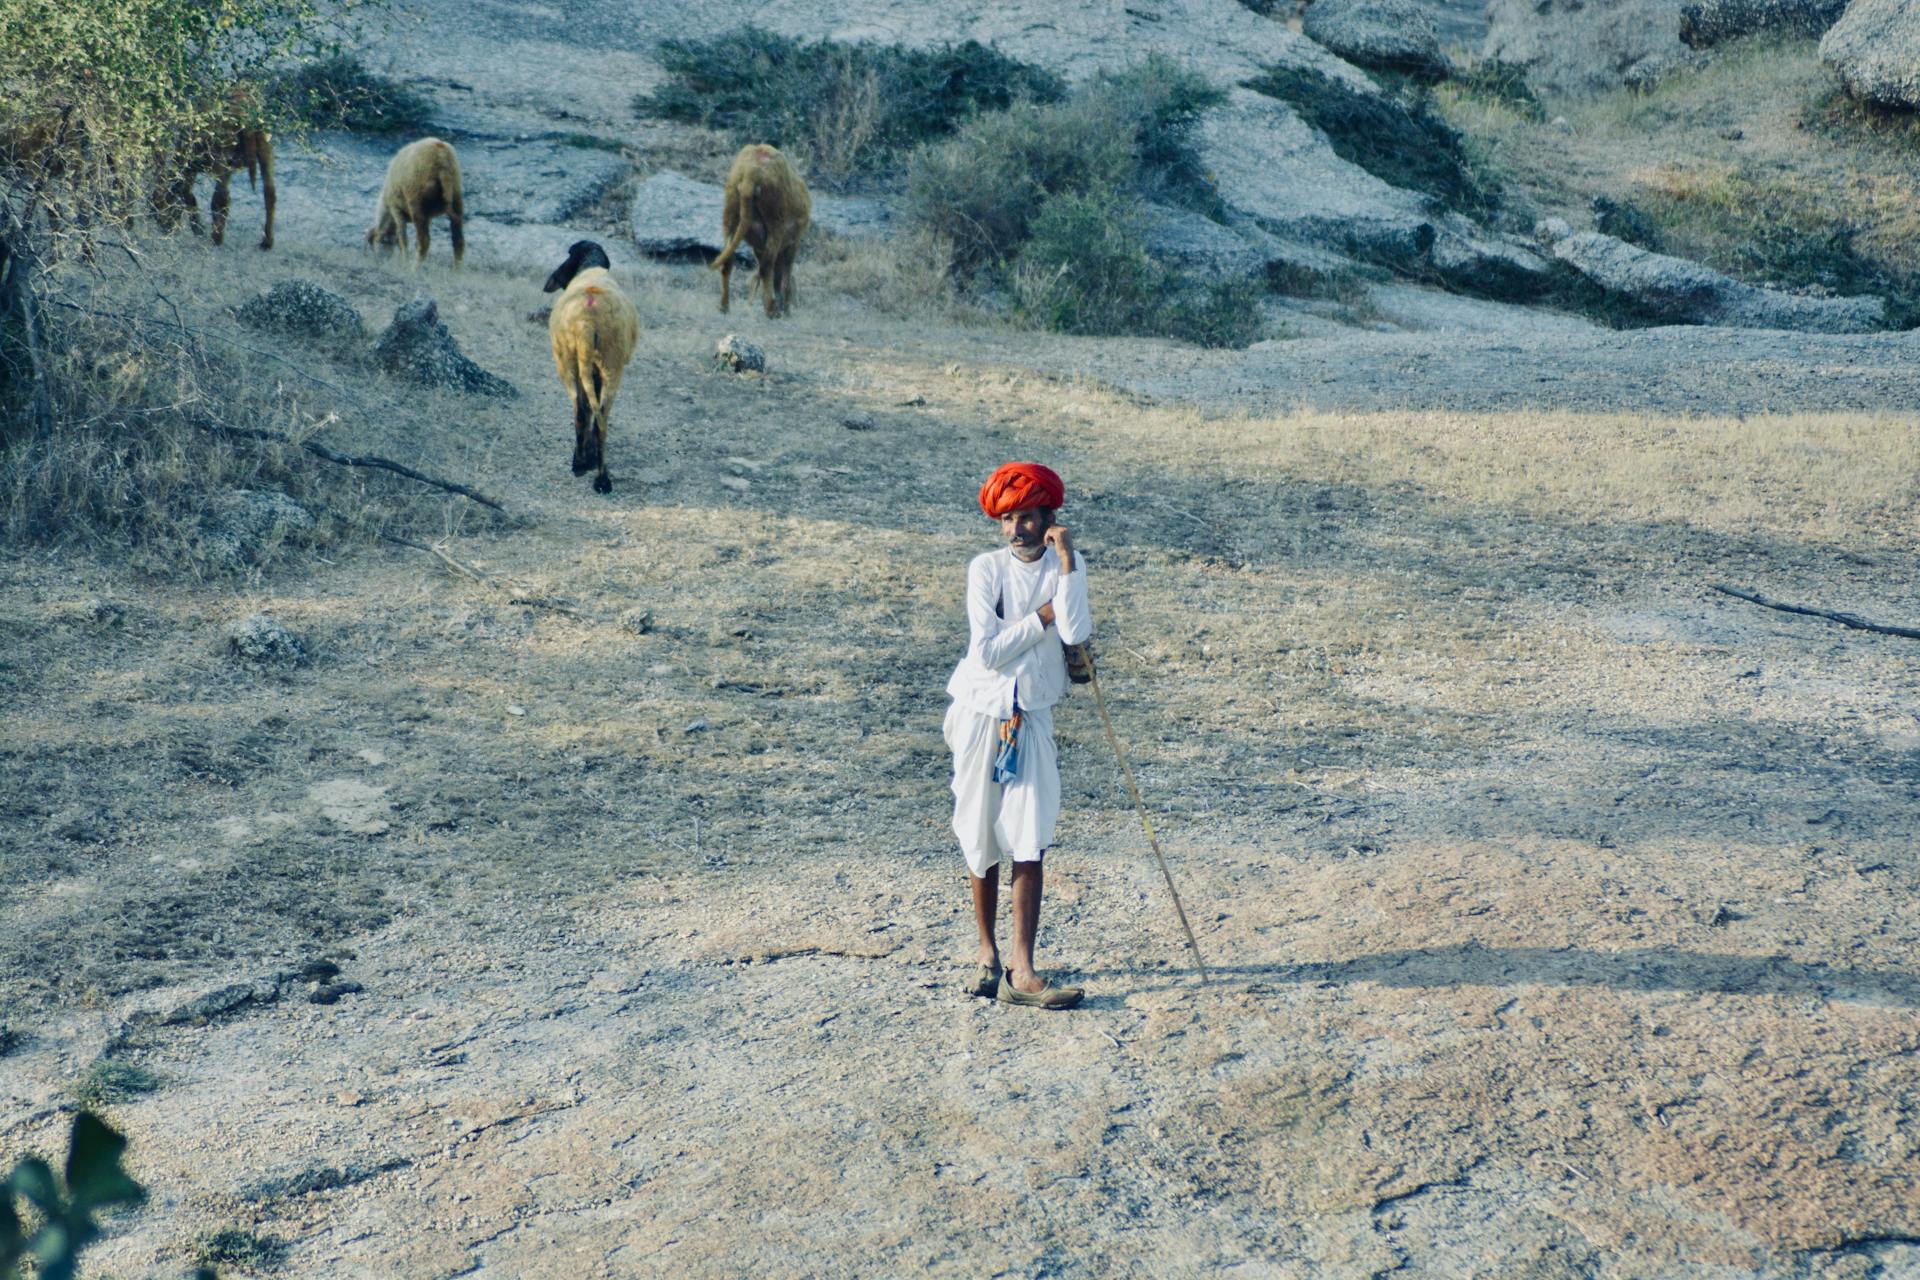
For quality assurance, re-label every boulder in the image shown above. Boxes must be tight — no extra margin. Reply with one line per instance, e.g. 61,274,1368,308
1820,0,1920,110
1483,0,1687,96
227,613,305,667
630,170,895,261
1544,228,1887,331
235,280,363,339
1302,0,1450,80
372,295,517,397
1198,89,1551,299
1680,0,1846,45
714,334,766,373
201,489,316,571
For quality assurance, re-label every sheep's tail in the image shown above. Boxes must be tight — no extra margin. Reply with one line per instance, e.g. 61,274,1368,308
711,202,748,273
241,132,260,191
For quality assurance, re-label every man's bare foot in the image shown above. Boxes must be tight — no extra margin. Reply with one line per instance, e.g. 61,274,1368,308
975,946,1000,970
1007,966,1045,994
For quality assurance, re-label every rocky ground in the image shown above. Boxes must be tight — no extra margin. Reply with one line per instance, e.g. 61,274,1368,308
4,1,1920,1276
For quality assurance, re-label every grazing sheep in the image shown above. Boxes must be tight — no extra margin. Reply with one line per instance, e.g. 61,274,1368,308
711,143,810,318
543,240,639,496
153,87,277,250
367,137,465,267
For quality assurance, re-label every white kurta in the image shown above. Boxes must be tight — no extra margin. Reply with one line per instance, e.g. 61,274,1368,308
945,546,1092,877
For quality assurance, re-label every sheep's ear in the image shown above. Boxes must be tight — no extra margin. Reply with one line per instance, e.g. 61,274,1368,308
542,260,572,293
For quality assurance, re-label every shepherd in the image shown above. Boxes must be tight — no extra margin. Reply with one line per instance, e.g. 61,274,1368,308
946,461,1093,1010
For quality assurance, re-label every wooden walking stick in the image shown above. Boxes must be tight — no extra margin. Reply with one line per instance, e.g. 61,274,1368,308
1069,642,1210,983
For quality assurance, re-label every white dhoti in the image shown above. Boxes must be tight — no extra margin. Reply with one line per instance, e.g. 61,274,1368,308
945,701,1059,879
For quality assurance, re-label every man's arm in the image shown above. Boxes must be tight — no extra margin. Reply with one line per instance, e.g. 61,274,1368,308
967,556,1052,671
1044,526,1091,644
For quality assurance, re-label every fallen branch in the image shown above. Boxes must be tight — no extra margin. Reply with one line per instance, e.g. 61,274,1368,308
372,528,588,619
193,416,510,515
1710,583,1920,641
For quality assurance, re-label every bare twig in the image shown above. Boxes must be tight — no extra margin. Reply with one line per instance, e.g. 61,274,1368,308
191,415,510,514
1710,583,1920,641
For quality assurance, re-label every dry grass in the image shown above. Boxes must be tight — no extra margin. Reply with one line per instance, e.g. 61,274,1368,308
2,242,513,578
1437,37,1920,315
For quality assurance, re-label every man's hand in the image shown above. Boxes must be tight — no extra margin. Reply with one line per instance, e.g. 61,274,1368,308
1043,524,1074,573
1036,601,1056,627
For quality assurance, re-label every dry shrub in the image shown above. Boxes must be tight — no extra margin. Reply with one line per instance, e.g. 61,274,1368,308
0,267,454,578
801,227,978,322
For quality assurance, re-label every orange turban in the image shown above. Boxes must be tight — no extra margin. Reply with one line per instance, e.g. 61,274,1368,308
979,462,1064,517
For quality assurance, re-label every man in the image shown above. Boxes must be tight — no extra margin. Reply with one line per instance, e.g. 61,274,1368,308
944,461,1092,1010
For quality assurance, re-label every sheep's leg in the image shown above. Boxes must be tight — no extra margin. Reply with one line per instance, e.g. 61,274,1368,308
259,165,275,251
448,190,464,267
719,254,734,313
410,202,431,266
592,405,612,494
209,172,231,246
181,180,204,236
570,386,592,476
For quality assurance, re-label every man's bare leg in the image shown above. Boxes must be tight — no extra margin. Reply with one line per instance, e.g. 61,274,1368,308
970,863,1000,970
1008,860,1046,993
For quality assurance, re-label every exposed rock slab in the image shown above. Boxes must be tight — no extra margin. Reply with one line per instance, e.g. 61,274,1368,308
1198,89,1550,299
1821,0,1920,110
1483,0,1687,95
1680,0,1846,45
1545,229,1887,332
1303,0,1450,80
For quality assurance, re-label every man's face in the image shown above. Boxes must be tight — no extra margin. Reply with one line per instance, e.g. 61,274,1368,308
999,506,1052,557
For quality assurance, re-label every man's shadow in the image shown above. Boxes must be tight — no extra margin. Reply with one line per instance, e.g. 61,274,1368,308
1079,941,1920,1008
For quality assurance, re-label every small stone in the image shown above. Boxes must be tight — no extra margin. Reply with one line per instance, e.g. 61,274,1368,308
1551,116,1573,134
506,704,527,716
842,413,875,431
621,609,654,634
683,719,708,734
201,490,315,571
713,334,765,374
227,613,305,667
309,980,364,1005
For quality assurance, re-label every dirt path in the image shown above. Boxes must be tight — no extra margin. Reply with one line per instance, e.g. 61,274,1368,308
2,225,1918,1277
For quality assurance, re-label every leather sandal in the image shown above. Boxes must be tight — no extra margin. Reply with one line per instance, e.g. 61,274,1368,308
966,962,1002,999
996,972,1084,1010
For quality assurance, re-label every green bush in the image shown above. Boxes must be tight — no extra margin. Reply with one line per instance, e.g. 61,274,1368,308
906,56,1257,346
906,99,1136,277
3,1112,146,1280
906,57,1224,272
634,31,1064,188
197,1227,286,1273
69,1059,162,1109
1088,57,1226,213
1244,64,1496,214
1013,191,1263,347
267,55,434,135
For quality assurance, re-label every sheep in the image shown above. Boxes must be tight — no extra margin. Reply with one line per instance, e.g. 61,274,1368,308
158,129,276,250
711,143,810,318
153,87,277,250
366,137,465,267
543,240,639,496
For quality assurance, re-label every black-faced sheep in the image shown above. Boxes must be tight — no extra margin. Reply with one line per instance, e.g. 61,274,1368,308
367,137,465,267
543,240,639,496
711,143,810,318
